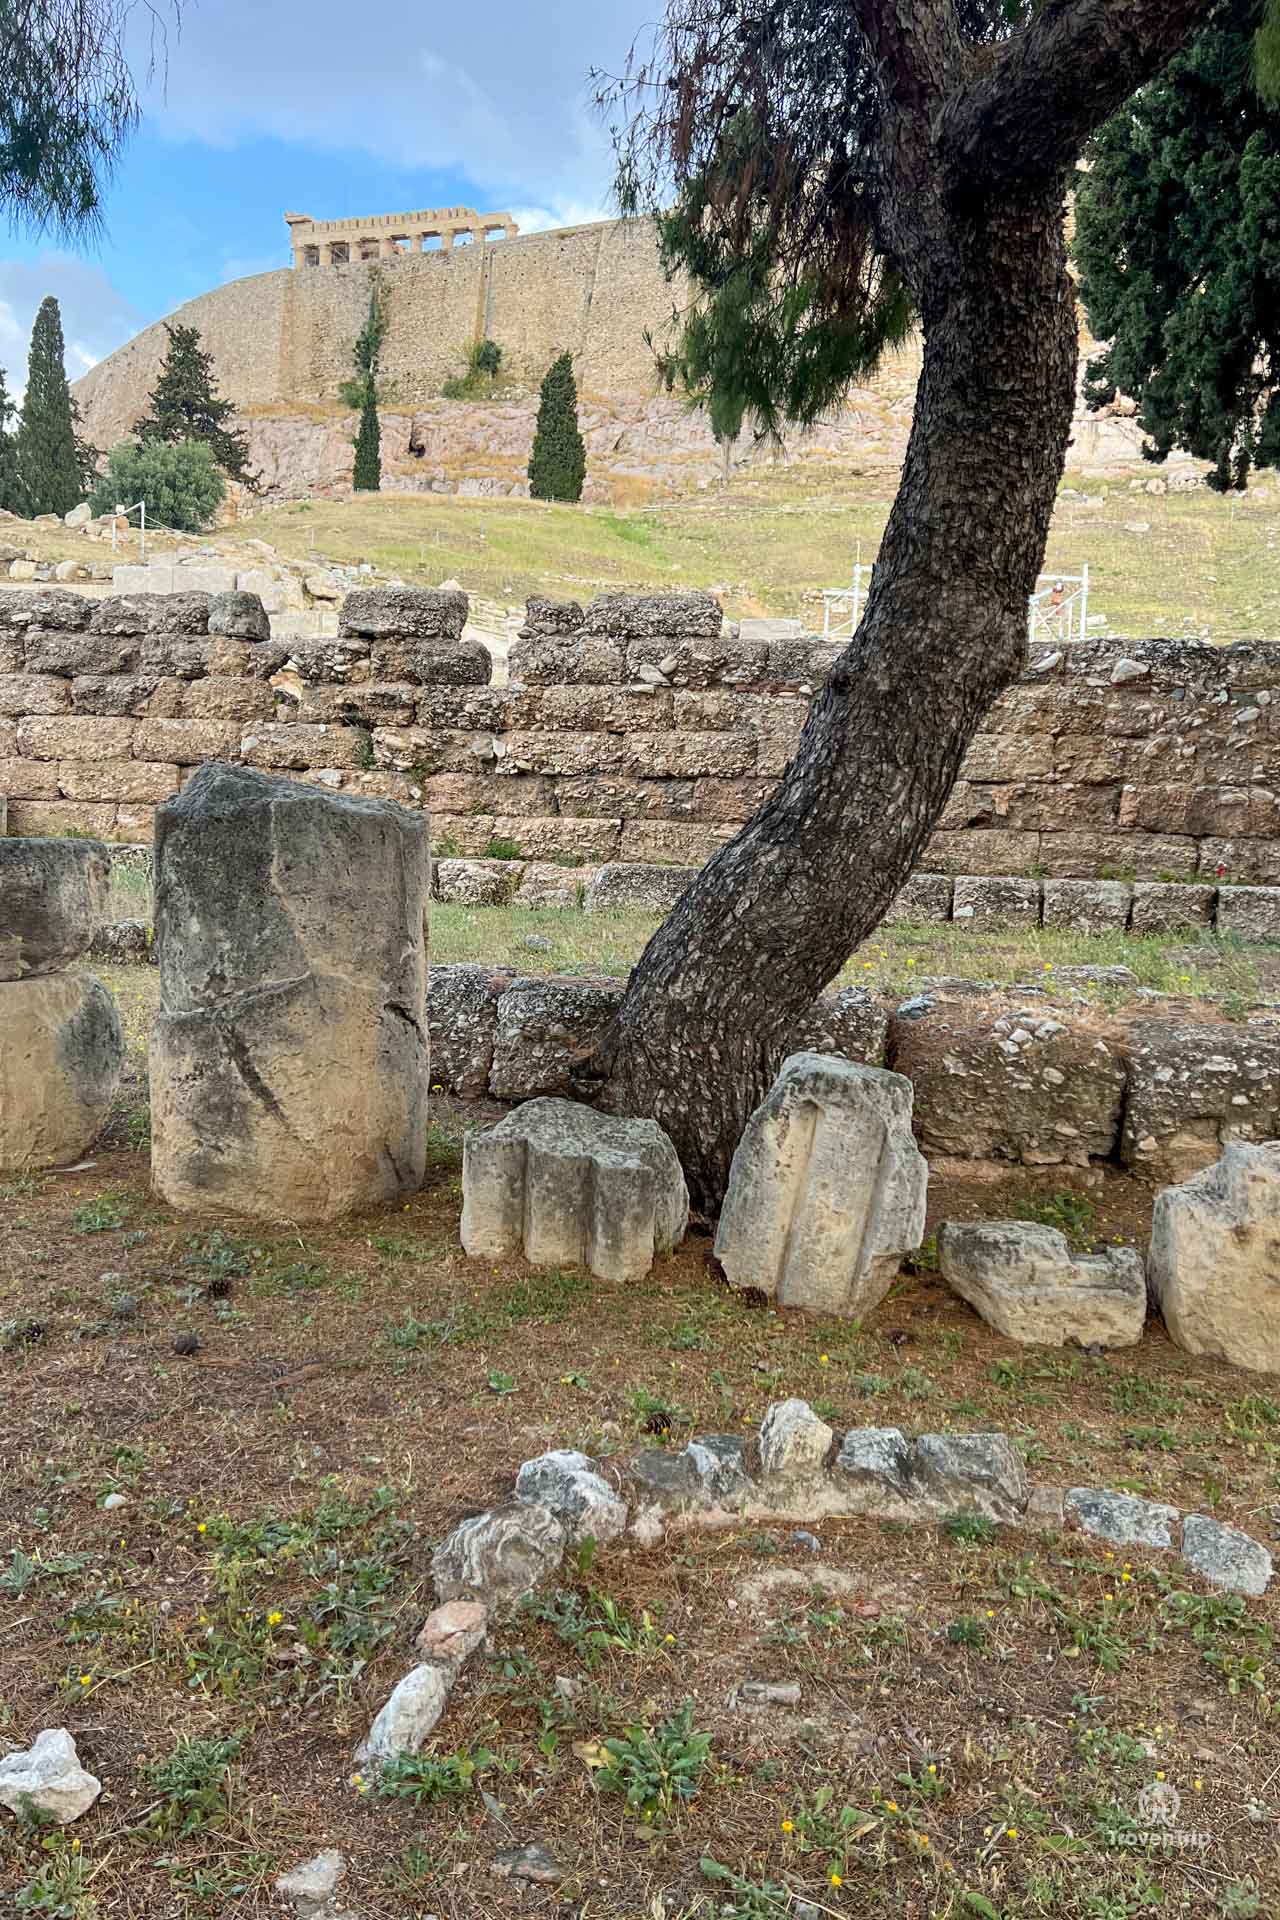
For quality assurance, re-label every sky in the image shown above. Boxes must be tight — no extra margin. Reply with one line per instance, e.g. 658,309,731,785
0,0,657,394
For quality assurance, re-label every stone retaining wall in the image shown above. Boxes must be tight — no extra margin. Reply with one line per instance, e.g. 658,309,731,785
3,587,1280,886
429,964,1280,1186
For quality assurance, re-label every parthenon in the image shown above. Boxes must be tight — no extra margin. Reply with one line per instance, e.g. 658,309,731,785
284,206,518,267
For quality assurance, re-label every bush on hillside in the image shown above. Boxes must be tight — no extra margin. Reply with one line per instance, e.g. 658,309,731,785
90,439,225,533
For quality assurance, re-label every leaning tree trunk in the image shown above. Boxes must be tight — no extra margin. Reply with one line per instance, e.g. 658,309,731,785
597,0,1212,1215
598,188,1078,1210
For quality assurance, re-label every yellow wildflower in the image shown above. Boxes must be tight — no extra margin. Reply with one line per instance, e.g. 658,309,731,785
781,1819,794,1834
267,1611,283,1627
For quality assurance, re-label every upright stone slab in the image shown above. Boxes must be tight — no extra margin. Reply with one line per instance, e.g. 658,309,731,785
0,974,124,1169
149,761,430,1222
1148,1141,1280,1374
0,838,111,978
714,1052,927,1316
461,1097,688,1283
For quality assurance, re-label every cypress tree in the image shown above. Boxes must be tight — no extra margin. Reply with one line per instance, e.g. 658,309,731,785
17,296,83,516
353,385,381,492
0,367,24,513
135,324,254,484
528,352,586,503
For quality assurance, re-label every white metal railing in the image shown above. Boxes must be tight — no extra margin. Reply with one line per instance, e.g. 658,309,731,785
823,562,1090,646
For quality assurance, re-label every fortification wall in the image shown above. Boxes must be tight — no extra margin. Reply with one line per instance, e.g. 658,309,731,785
1,588,1278,900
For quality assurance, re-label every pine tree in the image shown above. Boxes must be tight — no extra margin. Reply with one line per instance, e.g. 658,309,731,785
1077,0,1280,490
353,385,381,492
528,353,586,502
135,324,254,485
0,367,24,514
16,296,83,516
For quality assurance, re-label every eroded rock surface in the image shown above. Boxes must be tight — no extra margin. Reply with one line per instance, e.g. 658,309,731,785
0,838,110,978
1148,1141,1280,1373
939,1220,1147,1348
0,973,123,1168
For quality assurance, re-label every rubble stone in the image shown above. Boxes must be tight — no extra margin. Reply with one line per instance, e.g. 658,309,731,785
1147,1141,1280,1373
938,1220,1147,1348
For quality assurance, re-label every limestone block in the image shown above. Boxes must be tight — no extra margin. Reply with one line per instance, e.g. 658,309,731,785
913,1433,1028,1523
234,568,289,614
758,1399,834,1481
0,1729,101,1824
90,919,152,965
894,998,1127,1166
952,875,1042,926
369,637,492,686
0,973,124,1168
0,837,110,978
785,986,890,1070
356,1664,451,1763
1065,1488,1179,1548
1041,879,1133,933
93,591,209,636
461,1097,688,1283
4,589,91,632
1121,1022,1280,1181
882,872,955,925
512,865,592,910
630,1436,754,1510
582,591,722,639
508,635,623,685
514,1449,628,1545
522,596,585,636
584,863,697,914
626,636,768,688
1147,1142,1280,1373
208,590,271,640
1180,1515,1272,1597
428,963,514,1098
1215,886,1280,943
714,1052,927,1317
25,630,141,676
834,1428,920,1517
171,564,237,597
416,1599,488,1666
433,858,522,906
1129,882,1216,933
149,761,430,1222
341,586,467,640
111,563,174,595
0,673,71,717
938,1221,1147,1349
431,1501,566,1612
488,977,622,1099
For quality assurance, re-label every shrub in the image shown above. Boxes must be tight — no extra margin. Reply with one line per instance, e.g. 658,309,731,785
90,439,224,533
353,386,381,492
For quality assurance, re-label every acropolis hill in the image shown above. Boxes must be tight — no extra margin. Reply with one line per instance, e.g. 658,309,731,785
72,209,1158,502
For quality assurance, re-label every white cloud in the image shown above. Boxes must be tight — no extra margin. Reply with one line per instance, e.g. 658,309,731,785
0,255,143,400
133,0,650,214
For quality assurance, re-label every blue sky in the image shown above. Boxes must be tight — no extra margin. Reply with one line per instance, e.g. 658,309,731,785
0,0,656,392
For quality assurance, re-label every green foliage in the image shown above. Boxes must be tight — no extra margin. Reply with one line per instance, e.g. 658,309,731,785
1011,1190,1097,1249
0,364,23,512
441,337,504,399
353,384,381,492
90,439,224,533
14,1835,95,1918
133,324,253,485
0,0,172,237
1077,0,1280,489
597,1700,711,1824
141,1731,245,1839
17,297,87,516
342,281,389,410
374,1744,499,1804
528,352,586,503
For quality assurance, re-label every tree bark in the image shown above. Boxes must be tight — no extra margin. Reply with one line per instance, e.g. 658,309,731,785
596,0,1212,1215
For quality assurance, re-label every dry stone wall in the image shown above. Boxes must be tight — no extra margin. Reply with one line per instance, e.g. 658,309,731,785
4,587,1280,896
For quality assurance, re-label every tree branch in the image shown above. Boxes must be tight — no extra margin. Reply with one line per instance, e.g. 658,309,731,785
846,0,966,117
945,0,1215,194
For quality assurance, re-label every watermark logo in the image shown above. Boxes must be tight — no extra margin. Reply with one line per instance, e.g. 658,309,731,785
1111,1781,1209,1853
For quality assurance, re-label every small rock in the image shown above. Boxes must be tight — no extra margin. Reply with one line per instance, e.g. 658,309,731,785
739,1679,802,1706
102,1492,128,1512
1065,1487,1179,1549
630,1434,754,1510
514,1449,628,1546
490,1840,563,1885
1181,1514,1273,1597
172,1330,200,1355
356,1663,452,1763
1027,1485,1066,1528
0,1729,101,1824
522,934,554,952
759,1399,834,1482
790,1529,822,1553
416,1600,488,1667
276,1850,347,1915
431,1501,566,1613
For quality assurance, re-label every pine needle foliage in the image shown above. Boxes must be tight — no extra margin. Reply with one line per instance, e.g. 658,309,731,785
16,294,83,515
134,323,253,485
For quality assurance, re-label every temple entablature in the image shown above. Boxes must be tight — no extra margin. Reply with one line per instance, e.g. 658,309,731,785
284,206,518,267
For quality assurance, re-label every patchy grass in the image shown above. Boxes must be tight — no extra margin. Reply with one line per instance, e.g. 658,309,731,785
1,1106,1278,1918
224,461,1280,639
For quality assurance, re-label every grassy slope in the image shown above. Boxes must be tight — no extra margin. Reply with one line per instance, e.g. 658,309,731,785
226,462,1280,638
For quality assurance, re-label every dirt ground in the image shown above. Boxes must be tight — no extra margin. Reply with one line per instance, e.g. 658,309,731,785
2,981,1279,1919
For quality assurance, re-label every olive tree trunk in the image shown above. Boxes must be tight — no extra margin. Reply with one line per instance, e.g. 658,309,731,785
596,0,1212,1213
